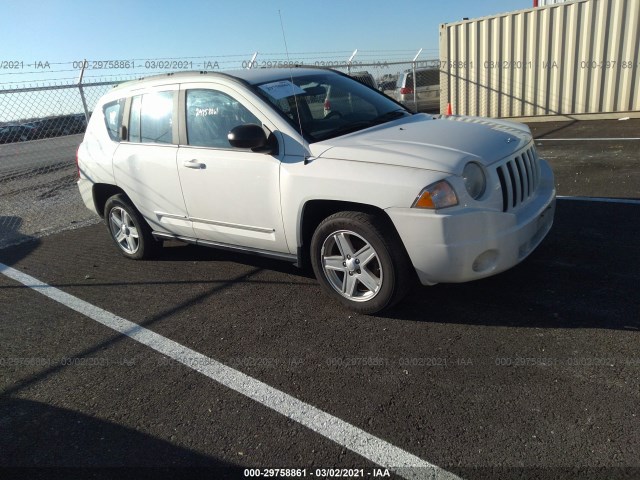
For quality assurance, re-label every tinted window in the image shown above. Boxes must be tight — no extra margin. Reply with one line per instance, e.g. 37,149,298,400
406,70,440,88
350,72,376,89
103,98,125,141
129,95,141,142
186,89,260,148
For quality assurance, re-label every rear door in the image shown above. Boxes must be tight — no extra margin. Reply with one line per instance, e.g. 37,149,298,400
113,86,195,238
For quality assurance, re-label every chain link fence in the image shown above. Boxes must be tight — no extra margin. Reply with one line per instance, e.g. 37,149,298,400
1,80,120,248
0,52,441,249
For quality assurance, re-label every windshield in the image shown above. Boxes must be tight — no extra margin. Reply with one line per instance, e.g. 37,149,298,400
253,72,411,142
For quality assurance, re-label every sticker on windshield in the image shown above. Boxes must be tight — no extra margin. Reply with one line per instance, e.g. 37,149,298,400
259,80,305,100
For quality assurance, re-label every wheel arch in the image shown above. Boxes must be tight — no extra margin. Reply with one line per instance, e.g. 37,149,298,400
93,183,128,218
298,199,404,270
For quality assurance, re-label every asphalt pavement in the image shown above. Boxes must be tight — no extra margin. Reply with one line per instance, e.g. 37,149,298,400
1,119,639,480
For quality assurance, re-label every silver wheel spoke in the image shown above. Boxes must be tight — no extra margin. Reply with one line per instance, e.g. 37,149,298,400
115,231,126,243
355,244,376,268
334,232,354,258
324,255,346,271
343,273,358,297
110,212,122,229
128,226,139,239
126,235,137,252
358,268,380,293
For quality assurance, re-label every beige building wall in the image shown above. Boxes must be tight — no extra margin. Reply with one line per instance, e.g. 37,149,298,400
439,0,640,118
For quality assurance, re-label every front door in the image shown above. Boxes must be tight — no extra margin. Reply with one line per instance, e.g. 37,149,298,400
176,84,288,254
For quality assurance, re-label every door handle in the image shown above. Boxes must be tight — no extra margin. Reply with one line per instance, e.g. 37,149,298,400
183,159,205,169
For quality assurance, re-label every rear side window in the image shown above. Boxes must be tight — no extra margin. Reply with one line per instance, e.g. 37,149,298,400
128,91,174,144
103,99,125,141
416,70,440,87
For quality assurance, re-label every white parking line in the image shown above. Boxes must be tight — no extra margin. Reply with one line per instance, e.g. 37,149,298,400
536,137,640,141
0,263,460,480
558,196,640,205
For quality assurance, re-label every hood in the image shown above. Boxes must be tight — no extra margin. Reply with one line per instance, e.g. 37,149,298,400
308,114,533,175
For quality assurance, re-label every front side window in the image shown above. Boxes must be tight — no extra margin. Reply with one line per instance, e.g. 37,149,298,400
185,89,260,148
103,98,125,141
128,91,173,144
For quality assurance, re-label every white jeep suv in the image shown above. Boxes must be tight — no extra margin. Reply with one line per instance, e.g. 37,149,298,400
77,68,555,314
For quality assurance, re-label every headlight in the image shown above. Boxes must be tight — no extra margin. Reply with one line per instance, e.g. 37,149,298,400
463,162,486,200
412,180,458,209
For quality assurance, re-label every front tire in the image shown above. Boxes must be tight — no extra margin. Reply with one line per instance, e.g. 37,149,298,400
310,211,412,314
104,194,161,260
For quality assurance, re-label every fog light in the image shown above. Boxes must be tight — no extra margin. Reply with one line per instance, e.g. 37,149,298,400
472,250,498,273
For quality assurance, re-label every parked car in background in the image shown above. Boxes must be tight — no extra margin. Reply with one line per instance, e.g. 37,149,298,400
0,124,38,143
60,113,87,135
323,71,379,117
322,82,378,118
377,79,397,94
348,71,376,89
21,114,88,140
394,68,440,113
78,67,555,314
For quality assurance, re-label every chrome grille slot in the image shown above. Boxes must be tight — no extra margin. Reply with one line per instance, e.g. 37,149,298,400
496,145,540,212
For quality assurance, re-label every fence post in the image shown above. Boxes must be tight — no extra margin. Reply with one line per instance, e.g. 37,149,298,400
412,48,422,113
347,49,358,75
77,59,90,123
247,52,258,69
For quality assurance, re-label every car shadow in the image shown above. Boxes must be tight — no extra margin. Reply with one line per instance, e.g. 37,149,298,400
144,199,639,331
0,216,40,263
2,200,637,332
0,397,242,479
384,199,640,330
158,240,316,280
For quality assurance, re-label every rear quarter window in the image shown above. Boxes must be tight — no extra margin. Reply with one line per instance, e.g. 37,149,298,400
103,99,125,141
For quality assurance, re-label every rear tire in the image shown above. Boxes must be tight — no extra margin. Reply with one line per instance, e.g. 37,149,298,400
310,211,413,314
104,194,162,260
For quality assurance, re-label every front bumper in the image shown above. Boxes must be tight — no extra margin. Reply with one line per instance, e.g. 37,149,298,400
387,161,556,285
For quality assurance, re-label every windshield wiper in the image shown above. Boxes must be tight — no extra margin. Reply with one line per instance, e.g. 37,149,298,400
315,110,409,141
370,109,409,125
323,121,373,138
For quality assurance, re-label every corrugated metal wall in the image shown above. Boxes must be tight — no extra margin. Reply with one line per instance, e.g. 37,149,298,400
538,0,576,6
439,0,640,118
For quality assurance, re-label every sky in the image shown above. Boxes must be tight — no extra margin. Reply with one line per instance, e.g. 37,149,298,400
0,0,532,86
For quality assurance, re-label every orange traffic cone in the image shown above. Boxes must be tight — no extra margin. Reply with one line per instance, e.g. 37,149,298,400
446,103,452,115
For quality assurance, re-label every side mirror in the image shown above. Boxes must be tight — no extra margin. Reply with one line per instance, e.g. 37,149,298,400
228,124,275,153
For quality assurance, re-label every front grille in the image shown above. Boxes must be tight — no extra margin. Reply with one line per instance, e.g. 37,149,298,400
496,144,541,212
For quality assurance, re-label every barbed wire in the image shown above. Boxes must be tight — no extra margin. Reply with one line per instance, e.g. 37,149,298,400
0,49,437,85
